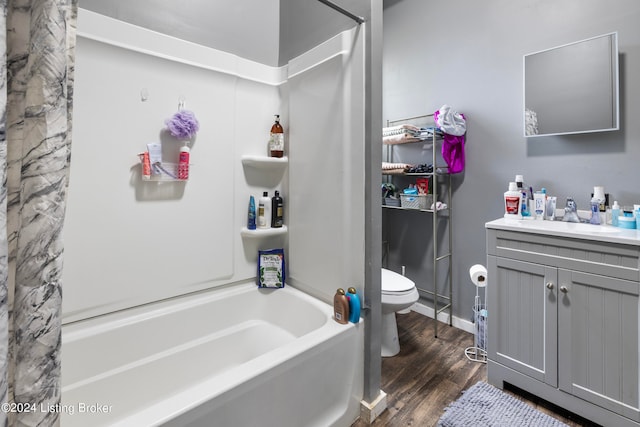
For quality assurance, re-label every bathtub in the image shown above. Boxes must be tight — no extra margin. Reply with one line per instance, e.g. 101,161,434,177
61,283,364,426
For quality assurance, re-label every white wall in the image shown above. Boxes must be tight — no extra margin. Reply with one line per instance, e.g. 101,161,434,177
287,27,366,302
62,10,285,322
63,10,366,323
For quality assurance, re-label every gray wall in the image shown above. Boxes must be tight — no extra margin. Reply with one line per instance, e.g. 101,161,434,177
383,0,640,321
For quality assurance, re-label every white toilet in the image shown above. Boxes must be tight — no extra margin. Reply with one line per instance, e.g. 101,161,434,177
381,268,419,357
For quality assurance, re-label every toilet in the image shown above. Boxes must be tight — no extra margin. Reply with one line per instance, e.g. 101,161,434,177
381,268,419,357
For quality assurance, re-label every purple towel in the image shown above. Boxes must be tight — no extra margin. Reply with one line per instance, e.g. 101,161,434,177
434,105,466,174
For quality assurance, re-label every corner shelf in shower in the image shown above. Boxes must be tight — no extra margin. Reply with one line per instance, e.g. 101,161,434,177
240,226,288,238
241,155,288,170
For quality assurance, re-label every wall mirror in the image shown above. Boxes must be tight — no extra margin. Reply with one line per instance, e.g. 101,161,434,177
523,32,619,137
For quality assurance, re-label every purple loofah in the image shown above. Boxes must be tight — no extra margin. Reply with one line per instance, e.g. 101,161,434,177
165,110,200,140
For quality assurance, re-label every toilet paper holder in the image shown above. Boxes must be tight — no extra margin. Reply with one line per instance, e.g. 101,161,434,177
466,264,487,363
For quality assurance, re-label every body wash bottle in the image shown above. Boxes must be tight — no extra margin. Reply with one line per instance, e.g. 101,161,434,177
271,191,284,228
346,287,361,324
333,288,350,324
178,144,190,180
258,191,271,229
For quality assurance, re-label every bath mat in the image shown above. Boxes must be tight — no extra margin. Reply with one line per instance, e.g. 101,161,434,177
437,381,569,427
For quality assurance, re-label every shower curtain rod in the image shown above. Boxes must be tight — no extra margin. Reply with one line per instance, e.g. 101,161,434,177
316,0,365,24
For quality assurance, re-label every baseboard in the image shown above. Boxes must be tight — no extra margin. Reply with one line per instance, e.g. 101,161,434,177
360,390,388,424
410,301,475,334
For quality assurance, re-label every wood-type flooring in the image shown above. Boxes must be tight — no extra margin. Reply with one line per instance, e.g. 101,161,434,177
351,311,601,427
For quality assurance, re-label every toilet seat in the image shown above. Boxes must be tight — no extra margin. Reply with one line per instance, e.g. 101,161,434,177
382,268,416,293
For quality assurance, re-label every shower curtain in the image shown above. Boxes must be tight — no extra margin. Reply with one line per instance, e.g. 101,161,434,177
0,1,77,426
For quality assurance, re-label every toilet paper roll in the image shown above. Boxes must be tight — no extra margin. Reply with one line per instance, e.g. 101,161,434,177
469,264,487,287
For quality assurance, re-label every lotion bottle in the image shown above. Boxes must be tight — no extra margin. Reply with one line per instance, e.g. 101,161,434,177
258,191,271,229
178,144,190,180
504,182,522,219
346,287,361,324
611,201,620,227
333,288,349,324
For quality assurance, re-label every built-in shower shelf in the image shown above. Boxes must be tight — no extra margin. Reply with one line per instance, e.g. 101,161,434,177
241,226,288,238
241,155,288,170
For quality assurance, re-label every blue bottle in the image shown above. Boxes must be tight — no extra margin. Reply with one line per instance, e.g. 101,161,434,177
346,287,361,324
247,196,257,230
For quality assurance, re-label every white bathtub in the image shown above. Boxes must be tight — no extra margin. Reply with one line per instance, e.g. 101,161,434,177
61,283,364,426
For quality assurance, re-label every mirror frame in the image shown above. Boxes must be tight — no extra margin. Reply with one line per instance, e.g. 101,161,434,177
523,32,619,138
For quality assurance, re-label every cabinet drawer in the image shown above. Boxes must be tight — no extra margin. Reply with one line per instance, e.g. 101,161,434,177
487,230,640,282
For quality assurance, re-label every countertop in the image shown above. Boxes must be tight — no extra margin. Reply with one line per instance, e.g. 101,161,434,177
486,217,640,246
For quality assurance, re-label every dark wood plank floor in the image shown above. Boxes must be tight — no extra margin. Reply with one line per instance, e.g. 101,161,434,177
351,311,601,427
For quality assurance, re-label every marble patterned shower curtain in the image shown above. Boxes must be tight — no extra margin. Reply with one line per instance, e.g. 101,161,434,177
0,0,77,426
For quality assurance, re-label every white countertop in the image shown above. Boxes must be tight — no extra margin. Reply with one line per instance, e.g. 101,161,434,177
486,217,640,246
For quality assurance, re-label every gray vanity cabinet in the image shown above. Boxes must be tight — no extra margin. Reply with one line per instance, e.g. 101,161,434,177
487,256,558,387
487,227,640,427
557,269,639,421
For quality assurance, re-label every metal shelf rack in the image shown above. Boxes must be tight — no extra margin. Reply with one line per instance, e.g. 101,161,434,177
382,113,453,338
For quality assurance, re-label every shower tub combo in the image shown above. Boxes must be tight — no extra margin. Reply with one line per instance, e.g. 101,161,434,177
61,283,363,426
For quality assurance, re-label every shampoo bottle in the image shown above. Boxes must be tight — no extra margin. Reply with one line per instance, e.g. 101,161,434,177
333,288,350,324
504,182,522,219
247,196,257,230
271,191,284,228
346,287,361,324
178,144,190,180
611,201,620,227
258,191,271,229
269,115,284,158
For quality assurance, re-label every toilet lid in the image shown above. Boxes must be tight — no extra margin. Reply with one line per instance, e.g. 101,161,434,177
381,268,416,292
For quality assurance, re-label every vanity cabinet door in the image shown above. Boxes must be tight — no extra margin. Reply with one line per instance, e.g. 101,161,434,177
558,269,640,422
488,255,558,387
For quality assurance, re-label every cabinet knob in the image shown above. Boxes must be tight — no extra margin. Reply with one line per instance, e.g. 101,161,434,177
560,285,569,294
546,282,554,290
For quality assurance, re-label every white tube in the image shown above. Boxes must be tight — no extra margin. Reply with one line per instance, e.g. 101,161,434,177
534,192,546,220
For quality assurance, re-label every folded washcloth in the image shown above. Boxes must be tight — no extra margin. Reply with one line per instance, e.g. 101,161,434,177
382,162,411,170
382,124,421,137
383,134,421,145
